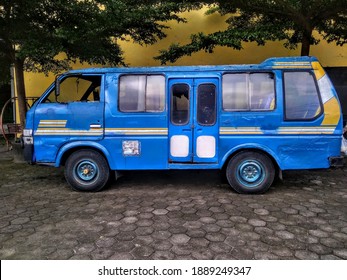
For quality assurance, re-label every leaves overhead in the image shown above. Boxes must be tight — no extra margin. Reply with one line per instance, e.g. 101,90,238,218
0,53,10,86
0,0,193,73
155,0,347,64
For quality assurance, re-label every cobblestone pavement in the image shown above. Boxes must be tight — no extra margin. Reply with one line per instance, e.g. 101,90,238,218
1,147,347,260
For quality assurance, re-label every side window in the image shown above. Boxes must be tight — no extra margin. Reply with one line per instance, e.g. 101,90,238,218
171,83,189,125
223,73,275,111
119,75,165,112
44,75,101,103
284,72,322,120
222,74,248,110
250,73,275,110
197,84,216,125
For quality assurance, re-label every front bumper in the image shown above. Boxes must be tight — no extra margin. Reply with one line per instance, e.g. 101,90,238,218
21,136,34,164
329,156,344,167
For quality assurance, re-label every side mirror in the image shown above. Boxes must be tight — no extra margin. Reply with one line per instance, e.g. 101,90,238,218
55,75,60,96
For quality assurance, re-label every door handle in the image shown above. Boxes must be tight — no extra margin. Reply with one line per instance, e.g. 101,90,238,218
90,124,102,128
182,128,191,131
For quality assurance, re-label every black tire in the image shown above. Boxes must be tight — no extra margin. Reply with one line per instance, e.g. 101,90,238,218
226,151,275,194
64,149,110,192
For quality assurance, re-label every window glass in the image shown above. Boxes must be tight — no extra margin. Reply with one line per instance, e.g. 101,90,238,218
119,75,165,112
171,84,189,125
44,75,101,103
222,74,248,110
146,75,165,112
249,73,275,110
284,72,321,120
197,84,216,125
223,73,275,111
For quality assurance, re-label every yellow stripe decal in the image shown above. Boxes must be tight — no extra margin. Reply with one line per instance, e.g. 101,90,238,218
312,61,325,81
38,120,67,128
321,97,341,126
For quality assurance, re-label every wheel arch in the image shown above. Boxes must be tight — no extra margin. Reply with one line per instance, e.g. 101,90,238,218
55,141,114,168
221,145,281,178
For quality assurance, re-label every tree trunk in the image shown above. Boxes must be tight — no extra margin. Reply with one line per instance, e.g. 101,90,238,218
300,30,312,56
14,58,27,129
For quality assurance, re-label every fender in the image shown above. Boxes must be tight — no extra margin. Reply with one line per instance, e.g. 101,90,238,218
55,141,115,168
221,143,283,169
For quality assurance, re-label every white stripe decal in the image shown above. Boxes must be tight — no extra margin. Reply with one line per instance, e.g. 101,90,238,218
35,129,102,136
220,127,263,134
220,127,336,135
105,128,168,135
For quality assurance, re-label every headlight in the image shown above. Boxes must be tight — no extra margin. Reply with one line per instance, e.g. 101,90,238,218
23,129,33,137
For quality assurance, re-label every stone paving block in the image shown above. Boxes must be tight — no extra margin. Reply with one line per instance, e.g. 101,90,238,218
47,249,74,260
133,236,154,246
248,219,266,227
294,250,319,260
96,237,116,248
320,254,342,260
199,217,217,224
168,226,188,234
202,224,221,233
113,241,135,253
332,249,347,259
186,229,206,238
170,244,193,256
151,251,175,260
208,242,232,254
74,244,96,255
189,237,209,248
170,234,190,244
152,209,168,215
119,224,137,232
216,220,234,228
152,240,173,251
1,159,347,260
90,248,114,260
192,249,214,260
275,231,295,240
131,245,154,259
116,231,136,242
205,233,226,242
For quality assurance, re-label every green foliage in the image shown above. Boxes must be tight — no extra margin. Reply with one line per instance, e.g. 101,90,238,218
0,0,195,124
155,0,347,64
0,53,10,86
0,0,192,73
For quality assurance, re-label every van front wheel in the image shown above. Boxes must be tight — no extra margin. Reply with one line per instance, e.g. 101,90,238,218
65,150,110,192
226,151,275,194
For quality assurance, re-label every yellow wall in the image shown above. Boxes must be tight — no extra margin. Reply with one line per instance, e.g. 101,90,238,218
24,8,347,98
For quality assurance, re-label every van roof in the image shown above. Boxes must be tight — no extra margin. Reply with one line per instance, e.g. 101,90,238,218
66,56,319,74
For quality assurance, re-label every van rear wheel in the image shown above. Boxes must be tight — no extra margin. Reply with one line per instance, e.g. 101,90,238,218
65,149,110,192
226,151,275,194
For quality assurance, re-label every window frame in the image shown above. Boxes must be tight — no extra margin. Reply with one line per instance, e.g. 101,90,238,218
118,74,166,113
222,71,276,112
197,83,217,126
170,82,190,126
43,74,103,104
283,70,323,122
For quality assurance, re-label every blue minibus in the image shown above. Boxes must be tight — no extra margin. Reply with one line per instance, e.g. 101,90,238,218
22,56,343,193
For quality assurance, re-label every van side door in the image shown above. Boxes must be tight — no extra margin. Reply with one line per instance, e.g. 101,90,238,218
33,74,104,163
168,78,219,163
